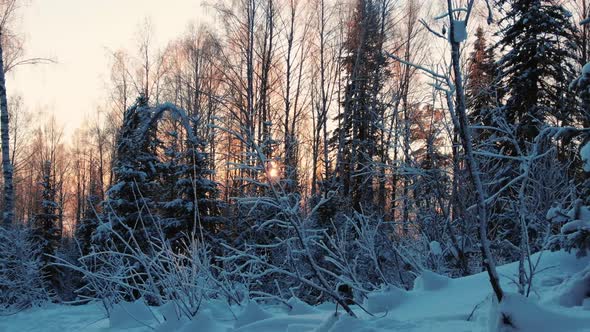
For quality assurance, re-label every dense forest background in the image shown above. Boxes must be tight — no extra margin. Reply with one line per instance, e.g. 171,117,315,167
1,0,589,319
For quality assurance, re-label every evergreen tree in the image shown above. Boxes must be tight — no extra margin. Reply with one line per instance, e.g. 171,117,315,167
487,0,579,257
99,94,162,251
466,26,497,140
157,114,222,247
333,0,390,212
99,95,222,249
572,60,590,128
75,164,102,256
556,67,590,257
494,0,578,147
31,160,61,292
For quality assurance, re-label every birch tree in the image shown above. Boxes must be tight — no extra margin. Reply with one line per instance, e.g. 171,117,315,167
0,0,17,226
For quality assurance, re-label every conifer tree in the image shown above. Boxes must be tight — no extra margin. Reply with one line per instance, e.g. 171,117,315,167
75,164,102,256
99,95,221,249
157,114,222,247
333,0,390,212
31,160,61,291
99,94,162,251
489,0,579,256
494,0,578,147
466,26,497,140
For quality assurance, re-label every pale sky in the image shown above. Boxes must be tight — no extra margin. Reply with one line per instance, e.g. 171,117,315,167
9,0,210,139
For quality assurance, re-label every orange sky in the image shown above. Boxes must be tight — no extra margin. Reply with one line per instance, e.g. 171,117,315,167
9,0,210,140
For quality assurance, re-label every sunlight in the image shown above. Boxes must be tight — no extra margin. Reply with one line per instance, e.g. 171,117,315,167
268,161,280,179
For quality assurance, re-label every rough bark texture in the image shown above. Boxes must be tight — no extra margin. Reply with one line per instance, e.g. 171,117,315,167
0,33,14,227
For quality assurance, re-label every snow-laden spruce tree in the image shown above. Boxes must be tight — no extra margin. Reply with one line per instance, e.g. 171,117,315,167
93,95,166,303
547,63,590,257
84,95,223,304
156,112,222,249
466,26,497,143
98,94,162,252
574,62,590,128
74,165,103,256
548,195,590,257
332,0,390,213
495,0,578,145
548,17,590,258
30,160,62,293
486,0,580,259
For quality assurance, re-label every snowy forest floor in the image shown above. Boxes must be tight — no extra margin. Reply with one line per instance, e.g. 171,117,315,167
2,250,590,332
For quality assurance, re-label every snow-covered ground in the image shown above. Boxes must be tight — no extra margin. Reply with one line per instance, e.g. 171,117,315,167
2,250,589,332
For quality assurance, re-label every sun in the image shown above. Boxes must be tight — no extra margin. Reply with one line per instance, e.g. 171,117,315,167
268,161,279,179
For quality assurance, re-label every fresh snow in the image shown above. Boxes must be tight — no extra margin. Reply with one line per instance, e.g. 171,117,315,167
287,297,319,316
1,251,589,332
553,266,590,308
235,301,273,328
365,285,408,313
488,292,590,332
109,300,159,329
562,219,590,234
412,269,451,291
581,141,590,172
429,240,443,256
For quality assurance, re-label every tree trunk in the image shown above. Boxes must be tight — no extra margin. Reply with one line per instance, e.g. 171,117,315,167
446,0,503,302
0,33,14,227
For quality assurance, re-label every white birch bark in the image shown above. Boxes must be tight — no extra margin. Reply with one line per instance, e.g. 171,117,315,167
0,32,14,226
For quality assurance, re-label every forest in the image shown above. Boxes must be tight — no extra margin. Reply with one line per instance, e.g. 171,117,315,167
1,0,590,331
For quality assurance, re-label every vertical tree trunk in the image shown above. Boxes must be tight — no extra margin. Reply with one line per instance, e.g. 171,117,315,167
583,0,588,66
400,20,412,233
283,0,295,192
0,34,14,227
446,0,503,302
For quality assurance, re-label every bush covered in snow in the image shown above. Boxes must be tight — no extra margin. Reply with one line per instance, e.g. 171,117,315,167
0,226,50,312
548,199,590,257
